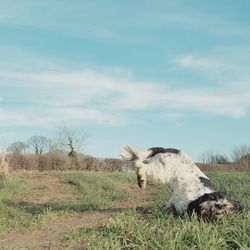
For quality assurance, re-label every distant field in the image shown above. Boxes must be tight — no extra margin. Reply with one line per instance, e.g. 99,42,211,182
0,171,249,249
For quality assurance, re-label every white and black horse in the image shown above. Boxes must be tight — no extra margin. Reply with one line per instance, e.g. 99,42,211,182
121,145,242,220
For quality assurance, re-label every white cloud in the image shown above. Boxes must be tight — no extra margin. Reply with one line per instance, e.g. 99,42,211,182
176,56,220,70
113,87,249,118
175,46,250,74
171,47,250,118
0,106,125,128
0,108,32,126
1,1,250,44
46,107,125,126
0,69,144,107
1,68,250,129
162,113,185,121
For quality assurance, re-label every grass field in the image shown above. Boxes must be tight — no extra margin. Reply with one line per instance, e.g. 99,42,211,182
0,171,249,249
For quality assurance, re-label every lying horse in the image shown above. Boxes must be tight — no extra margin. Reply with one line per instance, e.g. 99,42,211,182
121,145,242,220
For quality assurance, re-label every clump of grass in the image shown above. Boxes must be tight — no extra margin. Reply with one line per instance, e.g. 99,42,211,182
66,172,250,250
0,172,132,235
206,171,250,208
107,171,137,183
0,174,37,234
0,174,65,235
63,172,130,210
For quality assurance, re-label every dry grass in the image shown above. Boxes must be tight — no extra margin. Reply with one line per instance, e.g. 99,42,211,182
9,152,122,172
0,148,9,184
196,163,235,171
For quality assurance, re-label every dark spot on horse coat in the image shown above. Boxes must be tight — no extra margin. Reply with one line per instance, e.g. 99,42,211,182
199,176,215,190
147,147,181,158
137,175,145,188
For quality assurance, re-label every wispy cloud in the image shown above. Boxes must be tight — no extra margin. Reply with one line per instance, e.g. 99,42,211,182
1,67,250,129
176,56,220,70
174,45,250,90
0,106,124,127
1,1,250,44
0,1,129,42
161,113,185,121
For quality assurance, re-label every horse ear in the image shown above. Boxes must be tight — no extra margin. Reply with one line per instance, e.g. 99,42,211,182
120,145,138,161
142,149,153,160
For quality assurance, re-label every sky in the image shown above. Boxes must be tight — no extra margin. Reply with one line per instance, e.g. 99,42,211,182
0,0,250,160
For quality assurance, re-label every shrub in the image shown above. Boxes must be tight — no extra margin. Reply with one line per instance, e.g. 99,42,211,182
233,154,250,171
0,149,9,185
8,152,122,172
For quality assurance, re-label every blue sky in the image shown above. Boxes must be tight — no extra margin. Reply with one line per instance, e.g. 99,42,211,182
0,0,250,160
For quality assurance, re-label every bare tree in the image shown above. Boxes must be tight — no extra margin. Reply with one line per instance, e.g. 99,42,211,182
8,141,26,155
199,151,230,164
231,145,250,162
199,151,212,164
57,124,88,157
27,136,47,155
231,145,250,170
46,138,60,153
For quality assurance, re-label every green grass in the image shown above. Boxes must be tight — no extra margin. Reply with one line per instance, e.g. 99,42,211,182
0,171,131,236
62,172,130,210
66,171,250,250
1,171,249,249
0,173,52,235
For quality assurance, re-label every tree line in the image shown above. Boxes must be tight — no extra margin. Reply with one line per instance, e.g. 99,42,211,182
2,123,250,172
199,144,250,170
2,125,122,172
8,125,87,157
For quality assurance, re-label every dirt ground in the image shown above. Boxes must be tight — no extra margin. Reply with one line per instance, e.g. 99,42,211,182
0,173,156,249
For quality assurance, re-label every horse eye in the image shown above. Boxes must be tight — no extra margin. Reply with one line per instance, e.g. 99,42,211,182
143,160,149,164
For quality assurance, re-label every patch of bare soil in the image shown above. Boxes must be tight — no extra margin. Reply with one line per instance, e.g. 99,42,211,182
0,213,111,250
0,173,156,249
25,173,82,205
